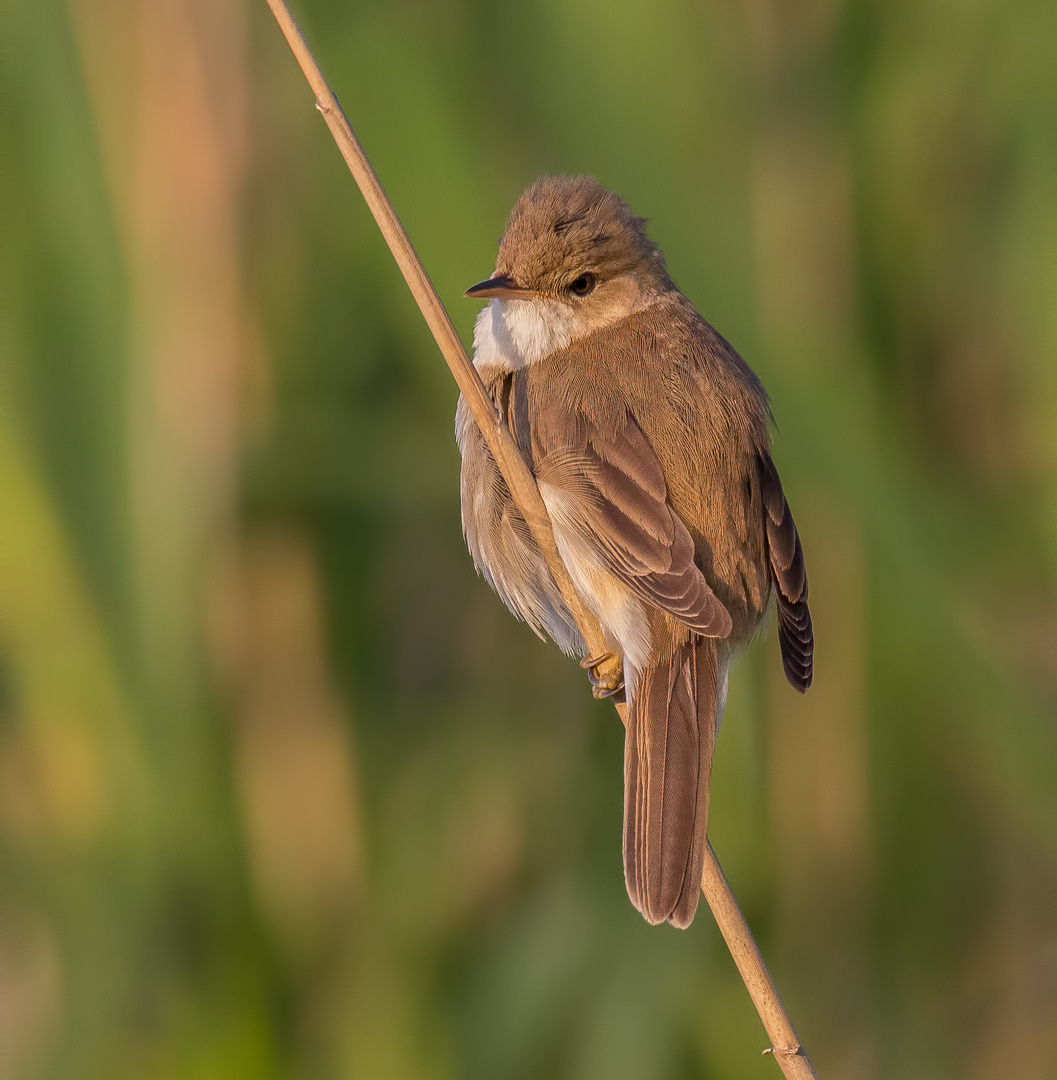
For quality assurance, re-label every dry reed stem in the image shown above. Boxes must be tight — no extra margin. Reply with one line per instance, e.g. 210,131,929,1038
264,3,819,1076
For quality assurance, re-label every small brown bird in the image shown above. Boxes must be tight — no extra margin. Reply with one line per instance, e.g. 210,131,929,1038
456,176,812,928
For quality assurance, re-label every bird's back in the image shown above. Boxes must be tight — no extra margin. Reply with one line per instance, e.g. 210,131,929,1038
522,291,774,645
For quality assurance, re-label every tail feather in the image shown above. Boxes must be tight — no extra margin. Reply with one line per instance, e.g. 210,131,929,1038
623,637,717,928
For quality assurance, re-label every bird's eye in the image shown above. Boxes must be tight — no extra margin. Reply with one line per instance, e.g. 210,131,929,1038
569,272,597,297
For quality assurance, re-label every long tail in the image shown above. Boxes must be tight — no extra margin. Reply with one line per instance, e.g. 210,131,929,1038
623,636,717,929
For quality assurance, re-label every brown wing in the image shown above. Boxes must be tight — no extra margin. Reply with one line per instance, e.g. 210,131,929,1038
537,412,732,639
757,450,813,691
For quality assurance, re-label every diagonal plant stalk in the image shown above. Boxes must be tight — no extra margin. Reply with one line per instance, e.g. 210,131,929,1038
264,2,819,1075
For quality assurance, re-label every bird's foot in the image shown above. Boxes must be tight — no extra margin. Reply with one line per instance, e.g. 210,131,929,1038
580,651,624,700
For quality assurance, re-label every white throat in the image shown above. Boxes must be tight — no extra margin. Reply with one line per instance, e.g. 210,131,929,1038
472,298,578,371
471,279,662,373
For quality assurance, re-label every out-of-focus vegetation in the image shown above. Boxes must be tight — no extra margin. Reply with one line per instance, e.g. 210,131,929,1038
2,0,1055,1076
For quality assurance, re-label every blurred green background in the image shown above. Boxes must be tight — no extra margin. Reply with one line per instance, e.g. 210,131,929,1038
2,0,1055,1077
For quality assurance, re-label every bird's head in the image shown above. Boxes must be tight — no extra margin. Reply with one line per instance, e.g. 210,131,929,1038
466,176,673,368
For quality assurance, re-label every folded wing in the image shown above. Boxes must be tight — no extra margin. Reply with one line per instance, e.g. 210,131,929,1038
757,450,813,691
536,411,732,640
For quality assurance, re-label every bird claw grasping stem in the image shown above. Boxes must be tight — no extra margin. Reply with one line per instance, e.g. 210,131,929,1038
580,651,624,699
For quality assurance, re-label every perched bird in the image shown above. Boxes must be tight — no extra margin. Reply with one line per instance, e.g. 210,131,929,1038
456,176,812,928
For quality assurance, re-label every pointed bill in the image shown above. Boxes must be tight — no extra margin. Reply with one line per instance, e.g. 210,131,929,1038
464,274,539,300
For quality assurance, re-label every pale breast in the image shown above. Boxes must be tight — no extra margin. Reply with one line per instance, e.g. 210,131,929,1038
455,389,583,656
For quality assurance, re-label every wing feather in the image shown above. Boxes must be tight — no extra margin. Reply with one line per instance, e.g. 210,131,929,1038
538,412,731,639
757,450,813,691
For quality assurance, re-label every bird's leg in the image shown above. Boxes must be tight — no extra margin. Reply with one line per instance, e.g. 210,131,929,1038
580,650,624,699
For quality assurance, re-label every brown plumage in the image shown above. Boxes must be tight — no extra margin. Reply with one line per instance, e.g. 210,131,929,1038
456,176,812,928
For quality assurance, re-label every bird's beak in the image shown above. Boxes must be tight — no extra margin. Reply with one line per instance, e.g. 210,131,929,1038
464,274,538,300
